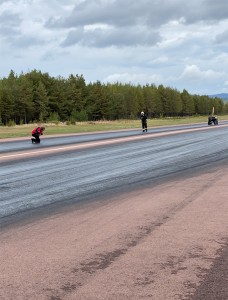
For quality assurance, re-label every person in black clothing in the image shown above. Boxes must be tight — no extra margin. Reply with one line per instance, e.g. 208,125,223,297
140,111,147,132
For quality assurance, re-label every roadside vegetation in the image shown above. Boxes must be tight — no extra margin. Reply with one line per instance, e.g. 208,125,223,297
1,70,227,127
1,69,227,138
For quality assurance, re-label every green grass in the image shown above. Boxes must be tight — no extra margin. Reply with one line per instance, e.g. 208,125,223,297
1,115,228,139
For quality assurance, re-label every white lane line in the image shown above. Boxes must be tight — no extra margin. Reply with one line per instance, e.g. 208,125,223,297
0,125,226,161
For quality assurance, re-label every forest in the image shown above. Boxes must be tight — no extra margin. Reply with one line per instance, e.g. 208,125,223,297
0,69,227,125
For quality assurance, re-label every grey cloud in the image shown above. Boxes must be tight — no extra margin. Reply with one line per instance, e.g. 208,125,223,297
45,0,180,29
61,26,161,48
45,0,228,30
197,0,228,21
0,11,22,41
0,7,47,49
215,30,228,44
146,0,228,25
0,0,10,4
61,28,84,46
41,49,69,62
0,10,22,39
0,10,21,26
10,36,45,48
0,26,20,37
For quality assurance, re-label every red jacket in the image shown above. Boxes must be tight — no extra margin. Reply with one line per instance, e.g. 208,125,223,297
32,127,44,135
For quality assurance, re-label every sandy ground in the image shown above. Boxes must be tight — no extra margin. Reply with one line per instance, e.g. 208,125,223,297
0,165,228,300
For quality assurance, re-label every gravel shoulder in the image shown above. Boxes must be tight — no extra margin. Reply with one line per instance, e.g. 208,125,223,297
0,164,228,300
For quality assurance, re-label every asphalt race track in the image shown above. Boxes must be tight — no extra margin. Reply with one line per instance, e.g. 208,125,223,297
1,122,228,224
0,122,228,299
1,121,228,154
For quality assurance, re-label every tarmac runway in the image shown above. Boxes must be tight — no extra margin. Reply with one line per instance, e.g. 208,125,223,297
0,124,228,299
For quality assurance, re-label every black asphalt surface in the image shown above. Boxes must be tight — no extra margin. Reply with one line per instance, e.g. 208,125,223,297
1,122,228,225
1,121,228,154
1,123,228,299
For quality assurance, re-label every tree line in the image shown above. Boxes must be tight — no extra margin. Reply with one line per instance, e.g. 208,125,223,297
0,69,227,125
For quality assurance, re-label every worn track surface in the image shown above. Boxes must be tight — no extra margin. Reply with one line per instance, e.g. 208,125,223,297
0,165,228,299
0,125,228,299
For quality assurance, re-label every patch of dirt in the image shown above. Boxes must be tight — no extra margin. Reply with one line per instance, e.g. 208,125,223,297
0,165,228,300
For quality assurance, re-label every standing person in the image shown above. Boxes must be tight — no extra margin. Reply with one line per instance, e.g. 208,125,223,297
140,111,147,132
31,126,45,143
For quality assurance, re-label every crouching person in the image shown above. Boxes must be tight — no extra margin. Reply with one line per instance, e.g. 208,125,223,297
31,126,45,143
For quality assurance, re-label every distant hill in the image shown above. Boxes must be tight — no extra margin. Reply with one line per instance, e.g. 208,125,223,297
208,93,228,101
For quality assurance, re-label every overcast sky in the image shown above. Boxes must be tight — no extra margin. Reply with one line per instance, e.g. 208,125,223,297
1,0,228,95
